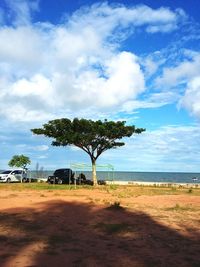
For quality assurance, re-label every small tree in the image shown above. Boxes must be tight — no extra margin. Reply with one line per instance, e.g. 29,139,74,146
31,118,145,186
8,155,31,183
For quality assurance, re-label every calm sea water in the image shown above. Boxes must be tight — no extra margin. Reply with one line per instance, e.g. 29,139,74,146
27,170,200,184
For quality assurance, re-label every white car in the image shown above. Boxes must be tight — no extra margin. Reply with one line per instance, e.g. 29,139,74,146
0,170,27,183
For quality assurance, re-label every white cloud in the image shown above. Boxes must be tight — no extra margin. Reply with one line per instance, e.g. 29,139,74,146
69,3,183,35
37,155,48,159
142,57,159,77
67,52,145,108
0,2,185,122
5,0,39,26
0,104,52,122
0,25,47,71
121,91,180,112
11,75,52,97
14,144,49,151
155,53,200,89
34,145,49,151
101,125,200,172
0,51,144,121
70,146,81,152
146,23,176,33
179,76,200,119
153,51,200,120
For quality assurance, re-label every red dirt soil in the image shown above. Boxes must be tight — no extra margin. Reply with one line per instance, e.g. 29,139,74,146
0,189,199,267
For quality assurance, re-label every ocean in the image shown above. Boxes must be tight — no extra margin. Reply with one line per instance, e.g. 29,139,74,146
27,170,200,184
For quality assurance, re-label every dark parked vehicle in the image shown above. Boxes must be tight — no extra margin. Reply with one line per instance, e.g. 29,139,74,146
47,168,106,185
47,168,74,184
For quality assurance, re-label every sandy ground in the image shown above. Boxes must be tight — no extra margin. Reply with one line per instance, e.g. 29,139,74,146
0,188,199,267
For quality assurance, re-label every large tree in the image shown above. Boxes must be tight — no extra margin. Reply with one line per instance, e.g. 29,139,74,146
31,118,145,186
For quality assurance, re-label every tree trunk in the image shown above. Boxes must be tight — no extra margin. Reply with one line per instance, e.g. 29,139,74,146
21,168,24,183
92,159,98,186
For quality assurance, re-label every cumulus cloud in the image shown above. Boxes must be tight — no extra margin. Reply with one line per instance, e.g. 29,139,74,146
153,51,200,119
155,53,200,89
0,51,144,121
34,145,49,151
121,91,180,112
101,125,200,171
5,0,39,25
13,143,49,152
142,57,159,77
0,2,185,122
68,3,183,36
67,52,145,108
179,76,200,118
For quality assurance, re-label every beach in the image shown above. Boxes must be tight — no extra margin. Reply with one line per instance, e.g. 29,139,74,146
106,180,200,188
0,184,199,267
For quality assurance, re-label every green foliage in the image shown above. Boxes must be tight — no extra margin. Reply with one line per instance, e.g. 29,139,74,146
31,118,145,161
8,154,31,169
31,118,145,185
31,118,145,160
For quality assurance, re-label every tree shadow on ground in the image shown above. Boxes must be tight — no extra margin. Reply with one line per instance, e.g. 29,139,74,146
0,200,199,267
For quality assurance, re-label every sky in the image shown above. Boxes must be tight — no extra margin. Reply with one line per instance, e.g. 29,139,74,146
0,0,200,172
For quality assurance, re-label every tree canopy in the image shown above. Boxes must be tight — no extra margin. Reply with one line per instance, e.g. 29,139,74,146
8,155,31,170
31,118,145,185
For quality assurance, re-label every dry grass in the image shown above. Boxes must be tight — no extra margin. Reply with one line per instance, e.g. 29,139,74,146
0,182,199,196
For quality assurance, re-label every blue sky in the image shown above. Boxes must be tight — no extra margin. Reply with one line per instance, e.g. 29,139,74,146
0,0,200,172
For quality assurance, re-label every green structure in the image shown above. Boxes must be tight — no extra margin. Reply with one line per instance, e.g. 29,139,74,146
70,162,114,182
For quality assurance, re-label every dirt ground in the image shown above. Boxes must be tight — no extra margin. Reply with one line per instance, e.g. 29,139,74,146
0,187,199,267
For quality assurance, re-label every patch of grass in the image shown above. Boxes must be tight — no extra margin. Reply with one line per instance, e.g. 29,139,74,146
1,182,94,191
108,184,118,190
13,236,36,244
25,223,43,232
0,212,43,233
171,187,177,191
48,233,73,246
116,191,130,198
106,185,200,197
94,222,130,234
54,192,61,196
93,198,101,203
72,258,84,265
0,183,199,197
40,194,46,197
45,250,59,255
107,201,124,210
1,253,15,259
165,204,197,212
0,193,19,199
0,235,9,242
8,193,19,197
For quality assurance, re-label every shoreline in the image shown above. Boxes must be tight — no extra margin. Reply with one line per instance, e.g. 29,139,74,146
105,180,200,188
37,178,200,188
